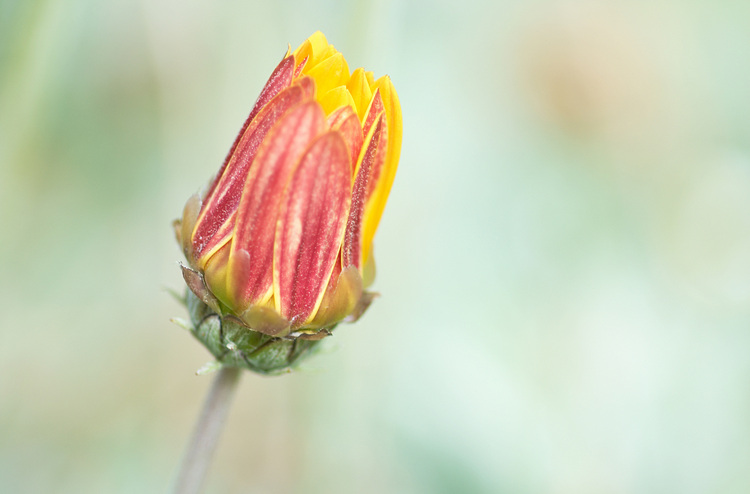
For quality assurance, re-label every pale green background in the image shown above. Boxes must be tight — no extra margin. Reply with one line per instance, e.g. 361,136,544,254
2,0,750,493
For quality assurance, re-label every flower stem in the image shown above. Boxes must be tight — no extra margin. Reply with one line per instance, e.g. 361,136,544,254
173,365,242,494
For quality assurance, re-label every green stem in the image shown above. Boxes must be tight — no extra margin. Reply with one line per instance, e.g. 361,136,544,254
173,366,242,494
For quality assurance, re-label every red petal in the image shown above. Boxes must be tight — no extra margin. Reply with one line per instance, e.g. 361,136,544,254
362,89,384,139
248,55,297,127
195,209,236,267
294,75,316,100
274,131,352,325
204,54,295,200
227,101,327,308
360,90,389,199
326,106,350,128
343,114,385,270
366,114,388,200
327,106,364,174
191,84,309,262
294,56,308,78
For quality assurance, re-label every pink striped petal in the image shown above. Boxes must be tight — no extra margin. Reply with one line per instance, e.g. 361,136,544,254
196,208,236,267
360,90,389,199
362,89,384,139
342,114,385,270
191,84,309,262
326,106,351,129
227,101,327,309
274,132,352,326
327,106,363,174
247,55,296,123
204,55,296,201
366,114,388,201
294,56,308,78
294,75,316,100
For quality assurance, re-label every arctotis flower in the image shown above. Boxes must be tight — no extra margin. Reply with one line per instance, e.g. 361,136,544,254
174,32,402,374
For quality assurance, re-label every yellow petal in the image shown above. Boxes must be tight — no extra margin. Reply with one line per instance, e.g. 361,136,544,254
179,193,201,261
306,266,363,330
362,249,376,288
365,70,375,89
317,44,338,65
361,75,402,266
240,304,291,337
318,85,356,116
202,242,232,308
293,31,330,68
293,40,312,68
346,68,373,122
306,52,351,99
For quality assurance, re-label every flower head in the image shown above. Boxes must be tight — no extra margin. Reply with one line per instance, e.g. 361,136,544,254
174,32,402,373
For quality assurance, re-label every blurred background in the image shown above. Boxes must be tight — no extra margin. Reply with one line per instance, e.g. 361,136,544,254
2,0,750,492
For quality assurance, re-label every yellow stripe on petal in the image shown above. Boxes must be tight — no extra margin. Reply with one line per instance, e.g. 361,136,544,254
347,68,373,122
361,75,402,266
306,265,363,329
318,86,356,116
306,52,351,99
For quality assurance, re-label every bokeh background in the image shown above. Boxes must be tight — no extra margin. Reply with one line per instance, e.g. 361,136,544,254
2,0,750,492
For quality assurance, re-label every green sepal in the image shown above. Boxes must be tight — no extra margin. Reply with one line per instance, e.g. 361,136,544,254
183,289,329,376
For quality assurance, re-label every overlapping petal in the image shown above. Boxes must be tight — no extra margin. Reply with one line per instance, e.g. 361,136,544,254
362,76,402,266
178,31,402,341
227,101,326,309
191,83,310,263
343,114,386,271
273,131,351,326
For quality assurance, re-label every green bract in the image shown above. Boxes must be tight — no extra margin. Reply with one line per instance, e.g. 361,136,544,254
184,289,328,375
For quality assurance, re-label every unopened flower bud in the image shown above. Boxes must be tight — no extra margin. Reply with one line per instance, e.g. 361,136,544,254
174,32,402,374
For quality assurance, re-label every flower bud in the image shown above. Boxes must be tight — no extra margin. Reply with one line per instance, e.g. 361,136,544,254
174,32,402,373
